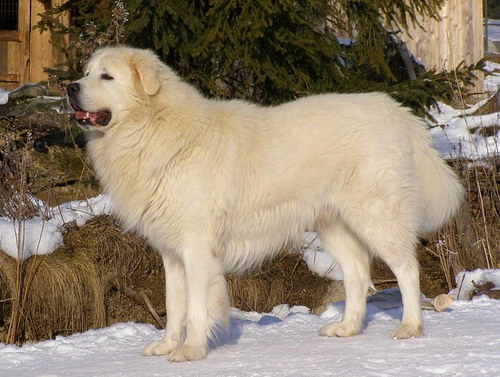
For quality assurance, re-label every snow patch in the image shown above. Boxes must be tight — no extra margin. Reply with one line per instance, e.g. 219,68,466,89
0,195,112,260
300,232,343,280
484,61,500,92
0,88,9,105
430,110,500,160
449,269,500,300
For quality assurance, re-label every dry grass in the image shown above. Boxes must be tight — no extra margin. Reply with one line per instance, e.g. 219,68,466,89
421,79,500,290
423,158,500,291
0,215,162,343
0,136,40,220
227,252,336,313
0,252,105,343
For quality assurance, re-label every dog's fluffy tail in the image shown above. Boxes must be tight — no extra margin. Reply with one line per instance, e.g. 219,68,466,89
412,120,464,235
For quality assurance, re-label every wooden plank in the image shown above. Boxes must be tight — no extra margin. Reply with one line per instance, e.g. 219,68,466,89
30,0,53,82
395,0,484,92
0,73,21,82
18,0,30,84
472,0,484,92
0,42,7,74
2,41,22,88
2,0,70,86
0,31,22,42
399,0,483,69
442,0,452,70
473,0,484,62
29,0,70,83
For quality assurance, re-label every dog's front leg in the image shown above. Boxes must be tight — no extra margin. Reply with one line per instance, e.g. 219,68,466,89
143,253,186,356
168,245,223,362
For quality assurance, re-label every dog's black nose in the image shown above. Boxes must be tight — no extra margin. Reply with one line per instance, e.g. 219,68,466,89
67,82,80,96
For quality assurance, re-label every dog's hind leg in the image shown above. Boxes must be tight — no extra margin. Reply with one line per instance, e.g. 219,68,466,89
350,202,423,339
376,243,422,339
143,253,187,356
318,218,371,337
168,243,226,362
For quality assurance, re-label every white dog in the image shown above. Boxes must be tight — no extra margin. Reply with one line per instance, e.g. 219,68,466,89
67,46,463,362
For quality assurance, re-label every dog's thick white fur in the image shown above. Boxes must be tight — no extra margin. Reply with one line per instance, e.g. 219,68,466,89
68,46,463,361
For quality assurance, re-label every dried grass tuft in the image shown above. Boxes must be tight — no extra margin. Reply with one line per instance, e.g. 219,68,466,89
227,252,336,313
0,250,105,343
423,157,500,291
0,215,163,343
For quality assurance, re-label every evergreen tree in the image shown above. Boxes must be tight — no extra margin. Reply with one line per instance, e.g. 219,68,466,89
37,0,482,113
36,0,128,80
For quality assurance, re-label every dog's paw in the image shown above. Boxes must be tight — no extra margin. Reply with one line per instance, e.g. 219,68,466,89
392,323,422,339
142,340,178,356
319,322,360,337
168,345,207,362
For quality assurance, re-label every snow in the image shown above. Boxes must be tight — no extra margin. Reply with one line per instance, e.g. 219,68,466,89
428,60,500,160
301,232,343,280
450,269,500,300
484,61,500,92
0,218,64,261
1,290,499,376
430,112,500,159
0,88,9,105
0,195,111,260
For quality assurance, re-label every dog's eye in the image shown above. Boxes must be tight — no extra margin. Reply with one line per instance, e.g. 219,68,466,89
101,73,114,81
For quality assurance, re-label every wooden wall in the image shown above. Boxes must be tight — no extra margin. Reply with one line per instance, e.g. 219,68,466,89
399,0,484,72
0,0,68,90
29,0,68,83
0,0,30,89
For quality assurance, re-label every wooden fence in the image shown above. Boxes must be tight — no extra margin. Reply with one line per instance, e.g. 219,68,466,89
0,0,68,89
399,0,484,75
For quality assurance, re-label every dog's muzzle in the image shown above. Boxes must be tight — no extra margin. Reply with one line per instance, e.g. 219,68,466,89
66,82,112,127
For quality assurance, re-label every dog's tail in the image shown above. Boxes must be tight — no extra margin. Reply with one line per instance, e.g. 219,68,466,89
411,119,464,235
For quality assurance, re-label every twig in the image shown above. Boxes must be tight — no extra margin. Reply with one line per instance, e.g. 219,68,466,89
475,176,494,269
113,280,164,329
372,278,398,284
138,291,164,329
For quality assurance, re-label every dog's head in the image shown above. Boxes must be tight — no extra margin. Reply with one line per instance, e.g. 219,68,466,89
66,46,162,131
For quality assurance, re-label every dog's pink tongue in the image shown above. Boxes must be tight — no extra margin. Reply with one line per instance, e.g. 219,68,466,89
75,111,98,124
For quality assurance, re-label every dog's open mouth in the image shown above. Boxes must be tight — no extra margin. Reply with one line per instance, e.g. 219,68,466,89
70,103,112,127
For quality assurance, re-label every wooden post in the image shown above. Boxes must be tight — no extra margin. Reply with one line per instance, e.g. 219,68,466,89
30,0,70,83
398,0,484,92
20,0,30,85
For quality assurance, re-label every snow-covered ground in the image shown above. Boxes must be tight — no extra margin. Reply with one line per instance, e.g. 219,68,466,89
429,61,500,160
1,291,499,377
485,19,500,52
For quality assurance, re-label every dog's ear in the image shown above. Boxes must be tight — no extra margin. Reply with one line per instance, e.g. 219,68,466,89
136,64,160,96
134,52,161,96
